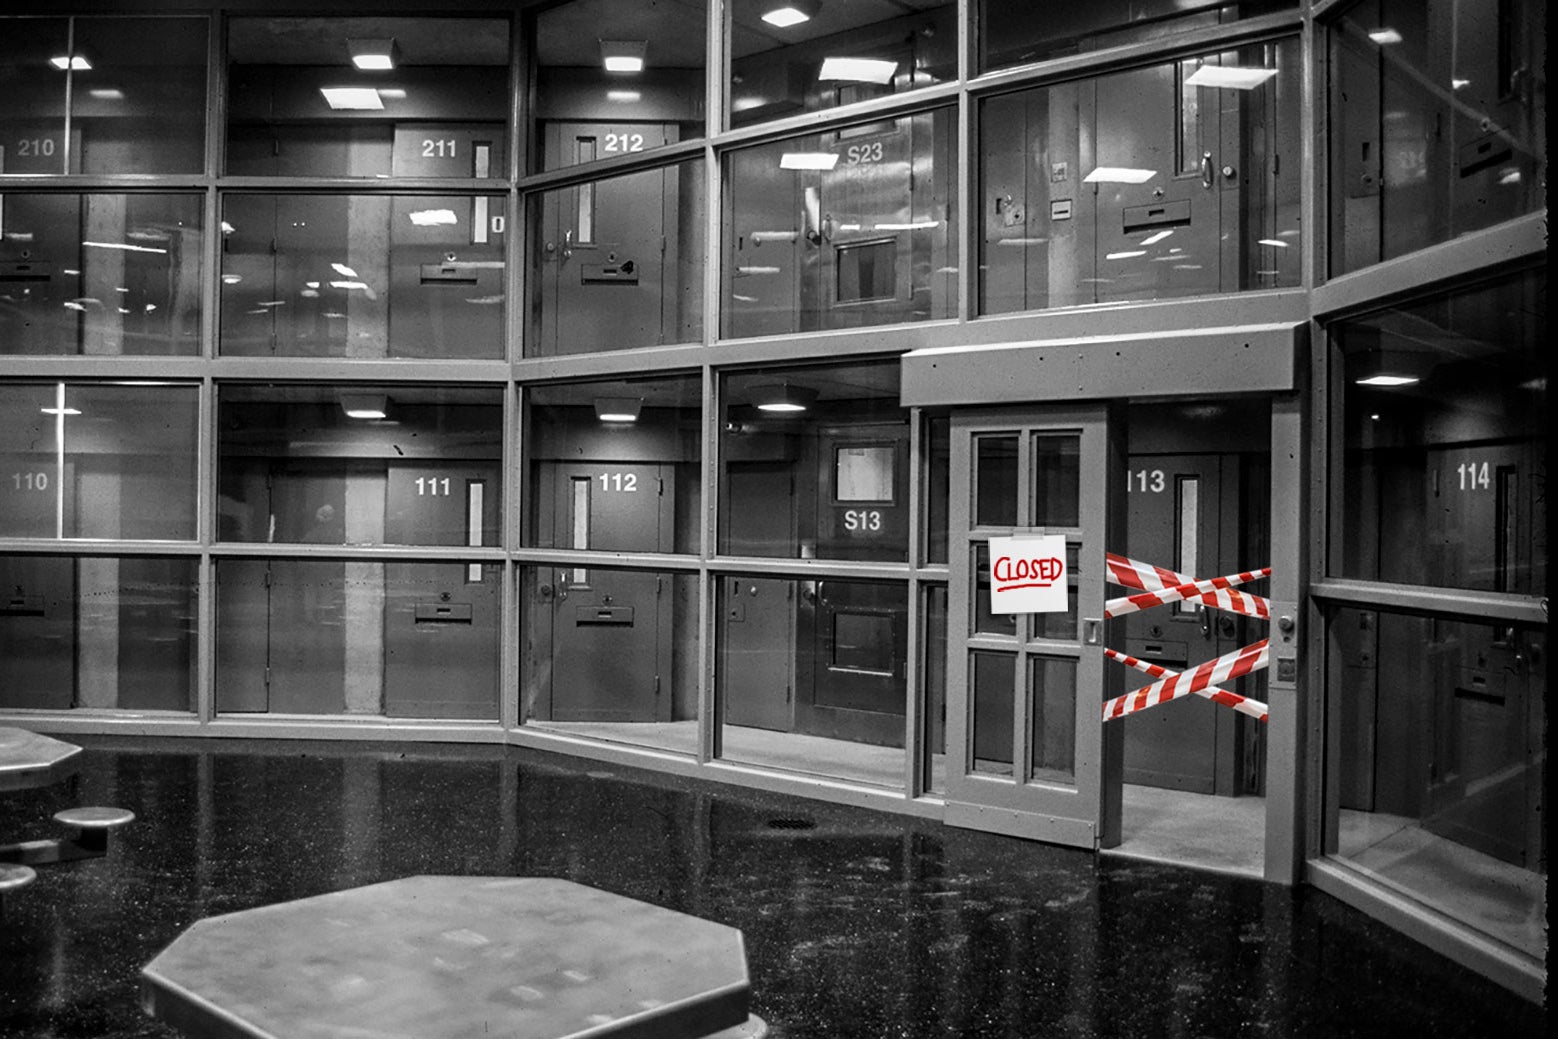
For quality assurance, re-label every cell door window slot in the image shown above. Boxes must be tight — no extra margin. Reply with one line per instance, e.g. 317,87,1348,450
575,137,597,245
569,476,591,587
1175,475,1200,616
1122,200,1191,233
466,480,485,583
1177,59,1205,176
834,444,895,503
835,239,897,304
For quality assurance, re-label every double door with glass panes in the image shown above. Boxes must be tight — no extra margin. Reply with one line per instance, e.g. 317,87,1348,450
946,407,1118,848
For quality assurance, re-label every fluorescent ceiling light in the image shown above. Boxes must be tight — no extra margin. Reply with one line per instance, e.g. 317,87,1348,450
408,209,459,226
594,397,642,423
874,221,939,231
1257,239,1288,248
348,39,397,71
1368,28,1403,45
763,1,820,28
320,87,383,110
779,151,839,170
50,55,91,70
1184,65,1277,90
1105,250,1147,260
752,384,818,413
607,90,642,102
82,241,167,255
332,263,359,278
340,394,388,420
1083,167,1156,184
1139,230,1174,246
379,88,407,100
818,57,897,84
40,406,82,415
1356,374,1419,387
1451,78,1471,90
89,88,124,100
601,40,647,73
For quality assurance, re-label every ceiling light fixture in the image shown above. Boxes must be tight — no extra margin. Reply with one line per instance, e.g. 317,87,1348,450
762,1,821,28
818,56,897,84
751,384,818,413
594,397,643,423
1367,28,1403,45
601,40,647,73
49,55,91,71
348,38,397,71
340,393,389,420
1184,65,1278,90
1083,167,1157,184
779,151,839,170
320,86,384,110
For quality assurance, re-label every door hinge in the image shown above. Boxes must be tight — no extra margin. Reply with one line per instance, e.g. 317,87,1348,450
263,665,272,688
654,675,661,697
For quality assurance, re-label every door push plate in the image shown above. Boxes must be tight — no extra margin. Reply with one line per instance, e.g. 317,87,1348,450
1083,618,1103,646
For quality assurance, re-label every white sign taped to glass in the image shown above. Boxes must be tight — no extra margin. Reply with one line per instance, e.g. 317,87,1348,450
988,534,1069,614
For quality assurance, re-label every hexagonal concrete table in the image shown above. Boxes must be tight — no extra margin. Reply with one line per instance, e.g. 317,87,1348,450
142,876,753,1039
0,726,82,794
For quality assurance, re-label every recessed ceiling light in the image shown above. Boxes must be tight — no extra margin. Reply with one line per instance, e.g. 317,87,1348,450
49,55,91,70
320,87,383,110
818,56,896,84
779,151,839,170
762,1,820,28
1184,65,1278,90
1368,28,1403,45
601,40,647,74
348,39,397,71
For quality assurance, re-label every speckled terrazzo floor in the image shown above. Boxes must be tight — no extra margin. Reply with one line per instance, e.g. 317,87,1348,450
0,735,1546,1038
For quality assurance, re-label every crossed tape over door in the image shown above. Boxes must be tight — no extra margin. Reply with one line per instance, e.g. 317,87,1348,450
1101,553,1271,722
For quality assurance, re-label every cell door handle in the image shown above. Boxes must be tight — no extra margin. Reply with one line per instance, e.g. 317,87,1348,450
562,229,573,260
1200,152,1214,189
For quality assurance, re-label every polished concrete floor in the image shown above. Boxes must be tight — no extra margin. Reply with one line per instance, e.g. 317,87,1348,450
0,734,1545,1038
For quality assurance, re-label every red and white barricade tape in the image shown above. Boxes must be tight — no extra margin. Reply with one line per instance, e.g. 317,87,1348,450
1101,552,1272,722
1104,553,1271,620
1102,646,1270,722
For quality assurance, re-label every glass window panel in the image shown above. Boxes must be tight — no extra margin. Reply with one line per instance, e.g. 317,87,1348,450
925,415,950,565
526,159,705,357
730,0,954,129
923,582,948,794
1327,607,1545,962
219,194,505,359
1032,545,1081,641
974,434,1018,528
1032,433,1080,528
533,0,705,171
215,558,500,719
520,565,698,738
226,17,509,178
216,384,502,547
980,38,1302,315
72,18,206,175
717,574,907,788
0,554,196,712
1332,268,1546,594
720,361,907,562
980,0,1291,72
1327,0,1546,275
972,543,1017,638
0,19,69,175
970,650,1015,775
1029,655,1077,783
0,193,204,356
524,374,702,555
0,381,197,540
724,108,957,339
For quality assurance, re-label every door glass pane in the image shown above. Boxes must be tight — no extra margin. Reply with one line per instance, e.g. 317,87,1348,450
1032,545,1081,641
73,18,207,174
1032,433,1080,528
972,543,1017,638
974,434,1018,527
970,650,1016,775
923,583,948,794
1029,656,1077,784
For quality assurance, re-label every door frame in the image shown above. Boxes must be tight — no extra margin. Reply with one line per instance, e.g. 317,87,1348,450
944,403,1125,848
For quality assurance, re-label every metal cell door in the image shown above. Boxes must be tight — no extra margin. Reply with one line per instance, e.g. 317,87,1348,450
945,406,1120,847
536,461,674,722
537,122,680,355
1120,454,1262,795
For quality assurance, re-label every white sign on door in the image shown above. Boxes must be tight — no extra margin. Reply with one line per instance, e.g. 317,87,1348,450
989,534,1068,614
